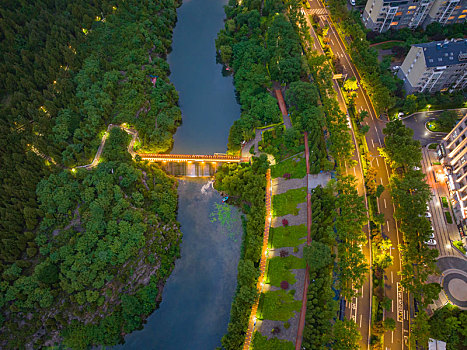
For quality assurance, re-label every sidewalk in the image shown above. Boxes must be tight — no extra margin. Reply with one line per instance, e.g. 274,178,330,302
421,147,463,257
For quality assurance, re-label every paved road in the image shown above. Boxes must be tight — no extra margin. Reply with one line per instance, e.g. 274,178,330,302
304,7,371,349
402,108,467,146
307,1,410,348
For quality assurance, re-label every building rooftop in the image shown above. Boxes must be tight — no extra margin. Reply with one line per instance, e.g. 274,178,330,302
414,39,467,68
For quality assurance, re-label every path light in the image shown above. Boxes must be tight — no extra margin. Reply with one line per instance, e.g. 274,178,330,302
71,168,76,173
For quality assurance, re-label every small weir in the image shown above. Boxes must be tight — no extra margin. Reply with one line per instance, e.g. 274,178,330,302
159,161,217,177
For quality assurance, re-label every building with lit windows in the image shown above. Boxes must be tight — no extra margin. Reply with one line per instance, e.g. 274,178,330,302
363,0,435,32
362,0,466,32
397,39,467,94
423,0,467,27
438,113,467,228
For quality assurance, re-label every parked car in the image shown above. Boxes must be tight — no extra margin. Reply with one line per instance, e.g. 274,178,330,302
350,0,355,5
425,239,437,246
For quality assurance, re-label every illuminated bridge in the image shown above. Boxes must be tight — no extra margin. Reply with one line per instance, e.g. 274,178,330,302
137,153,248,177
137,153,247,163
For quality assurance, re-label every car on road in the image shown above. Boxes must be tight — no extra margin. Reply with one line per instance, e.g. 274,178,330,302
350,0,355,5
426,238,437,246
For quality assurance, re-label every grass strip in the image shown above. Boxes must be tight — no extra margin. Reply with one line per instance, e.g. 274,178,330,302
270,224,307,248
258,290,301,321
273,187,307,217
271,156,307,179
252,332,294,350
266,256,306,287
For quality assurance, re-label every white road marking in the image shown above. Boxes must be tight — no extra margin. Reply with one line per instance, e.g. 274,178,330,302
384,198,387,208
391,270,393,284
353,167,356,176
391,298,394,312
380,178,383,185
386,220,390,229
359,314,363,328
371,139,375,148
392,331,394,343
375,125,378,132
376,157,379,166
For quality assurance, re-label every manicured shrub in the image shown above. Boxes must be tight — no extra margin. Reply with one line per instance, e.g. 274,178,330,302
280,250,289,257
282,218,289,227
280,281,289,290
283,173,291,180
271,326,281,334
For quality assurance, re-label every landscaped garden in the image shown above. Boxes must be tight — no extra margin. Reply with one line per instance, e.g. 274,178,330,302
272,187,307,217
269,224,307,249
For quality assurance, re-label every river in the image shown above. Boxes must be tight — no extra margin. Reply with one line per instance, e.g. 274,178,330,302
117,0,242,348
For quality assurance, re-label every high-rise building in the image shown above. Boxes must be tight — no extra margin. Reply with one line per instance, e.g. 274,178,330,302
397,39,467,94
363,0,434,32
424,0,467,27
362,0,467,32
438,113,467,226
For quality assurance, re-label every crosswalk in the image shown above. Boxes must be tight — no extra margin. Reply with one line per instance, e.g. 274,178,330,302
308,8,328,15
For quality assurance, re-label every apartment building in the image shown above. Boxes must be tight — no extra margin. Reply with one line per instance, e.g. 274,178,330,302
362,0,466,32
363,0,435,32
397,39,467,94
438,113,467,227
424,0,467,27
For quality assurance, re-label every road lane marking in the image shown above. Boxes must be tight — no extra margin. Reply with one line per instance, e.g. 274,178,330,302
386,220,389,228
391,271,393,284
361,287,364,298
391,298,394,312
375,126,378,132
353,167,356,176
392,331,394,344
380,178,383,185
376,157,379,166
371,139,375,148
359,314,363,328
384,198,387,208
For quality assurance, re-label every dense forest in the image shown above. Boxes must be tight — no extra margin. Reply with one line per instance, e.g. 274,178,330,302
0,0,183,348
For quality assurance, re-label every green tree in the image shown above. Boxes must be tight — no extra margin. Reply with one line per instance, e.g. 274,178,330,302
332,319,361,350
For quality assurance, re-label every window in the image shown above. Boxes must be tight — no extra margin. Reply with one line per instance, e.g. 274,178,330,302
429,58,434,63
448,15,455,19
463,9,467,13
390,21,399,25
459,14,466,18
407,10,413,14
461,156,466,165
408,5,417,9
396,11,403,15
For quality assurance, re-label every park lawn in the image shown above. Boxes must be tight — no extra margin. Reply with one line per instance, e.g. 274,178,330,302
252,332,294,350
271,156,307,179
273,187,307,217
266,256,306,287
270,224,307,248
258,290,301,321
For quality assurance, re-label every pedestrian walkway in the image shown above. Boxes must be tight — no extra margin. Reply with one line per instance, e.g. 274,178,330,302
274,88,292,129
243,169,272,350
421,147,463,257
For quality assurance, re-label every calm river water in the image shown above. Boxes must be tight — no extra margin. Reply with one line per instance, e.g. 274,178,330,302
118,0,242,348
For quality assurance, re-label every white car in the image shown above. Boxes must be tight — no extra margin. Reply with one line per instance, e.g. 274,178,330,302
425,239,437,246
425,211,432,218
350,0,355,5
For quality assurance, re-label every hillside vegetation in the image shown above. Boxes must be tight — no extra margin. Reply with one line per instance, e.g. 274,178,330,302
0,1,183,348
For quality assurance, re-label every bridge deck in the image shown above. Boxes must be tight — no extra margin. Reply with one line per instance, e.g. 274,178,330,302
138,153,247,163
